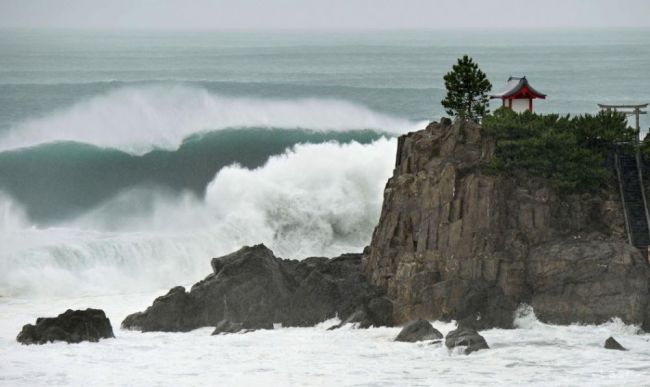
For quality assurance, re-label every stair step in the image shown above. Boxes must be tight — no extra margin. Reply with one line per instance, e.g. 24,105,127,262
617,153,650,251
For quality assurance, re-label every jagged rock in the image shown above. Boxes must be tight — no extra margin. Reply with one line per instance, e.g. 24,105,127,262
604,336,627,351
394,319,442,342
211,319,273,335
121,286,190,332
122,245,294,332
283,254,389,327
123,244,391,332
327,296,394,330
363,119,650,329
17,309,114,345
445,327,489,354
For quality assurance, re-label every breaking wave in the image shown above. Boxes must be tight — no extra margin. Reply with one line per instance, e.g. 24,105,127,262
0,85,416,154
0,128,385,223
0,138,396,297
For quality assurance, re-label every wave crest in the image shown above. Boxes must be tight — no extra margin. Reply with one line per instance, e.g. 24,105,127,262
1,86,417,154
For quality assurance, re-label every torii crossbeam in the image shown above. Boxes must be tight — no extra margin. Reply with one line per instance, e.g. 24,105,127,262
598,103,648,132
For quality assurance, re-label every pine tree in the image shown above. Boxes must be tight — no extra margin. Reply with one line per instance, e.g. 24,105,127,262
441,55,492,122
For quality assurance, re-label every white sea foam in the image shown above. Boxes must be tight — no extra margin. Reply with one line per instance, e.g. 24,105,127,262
0,85,419,154
0,139,395,297
0,294,648,387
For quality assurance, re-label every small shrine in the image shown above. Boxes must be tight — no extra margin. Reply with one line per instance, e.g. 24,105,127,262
490,76,546,113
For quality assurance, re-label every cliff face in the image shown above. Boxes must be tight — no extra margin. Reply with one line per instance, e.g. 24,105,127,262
363,119,650,329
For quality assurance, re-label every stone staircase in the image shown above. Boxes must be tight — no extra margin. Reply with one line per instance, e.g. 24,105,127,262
616,154,650,251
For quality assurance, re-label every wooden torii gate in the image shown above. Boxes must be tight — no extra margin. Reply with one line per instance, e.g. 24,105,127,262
598,103,648,133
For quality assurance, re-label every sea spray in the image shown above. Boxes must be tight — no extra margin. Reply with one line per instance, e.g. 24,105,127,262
0,192,29,231
0,139,396,297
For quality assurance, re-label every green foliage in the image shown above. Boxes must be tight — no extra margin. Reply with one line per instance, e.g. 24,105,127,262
441,55,492,122
483,108,634,193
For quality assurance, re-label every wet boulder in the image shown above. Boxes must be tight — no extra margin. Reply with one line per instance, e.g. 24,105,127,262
211,319,273,335
604,336,627,351
17,308,114,345
327,296,394,330
121,286,191,332
395,319,443,342
445,327,489,354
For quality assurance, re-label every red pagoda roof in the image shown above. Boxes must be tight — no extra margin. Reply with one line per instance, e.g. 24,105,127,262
490,76,546,100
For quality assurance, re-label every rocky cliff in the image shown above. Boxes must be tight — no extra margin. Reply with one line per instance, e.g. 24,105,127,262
363,119,650,330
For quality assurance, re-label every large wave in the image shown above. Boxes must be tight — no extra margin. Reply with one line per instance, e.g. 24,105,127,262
0,138,396,297
0,85,416,154
0,128,385,223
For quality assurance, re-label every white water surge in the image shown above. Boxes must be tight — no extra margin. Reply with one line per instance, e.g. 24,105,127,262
1,298,648,387
0,138,395,298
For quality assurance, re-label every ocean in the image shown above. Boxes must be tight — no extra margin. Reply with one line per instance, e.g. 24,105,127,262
1,29,649,386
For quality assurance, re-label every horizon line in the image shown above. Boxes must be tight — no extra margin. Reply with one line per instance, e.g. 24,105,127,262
1,26,650,33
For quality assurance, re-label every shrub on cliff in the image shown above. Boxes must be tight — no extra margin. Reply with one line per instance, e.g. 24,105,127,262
483,108,633,193
441,55,492,123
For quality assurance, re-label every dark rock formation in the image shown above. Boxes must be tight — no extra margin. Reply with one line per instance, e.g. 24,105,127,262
394,318,442,342
445,327,489,354
17,309,114,345
211,319,273,335
212,320,245,334
363,119,650,329
327,296,394,330
528,240,647,325
604,336,627,351
123,244,392,332
364,296,394,327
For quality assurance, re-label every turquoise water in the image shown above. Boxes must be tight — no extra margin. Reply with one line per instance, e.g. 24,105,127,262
1,29,649,223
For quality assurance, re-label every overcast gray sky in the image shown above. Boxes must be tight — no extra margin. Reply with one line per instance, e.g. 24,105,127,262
1,0,649,30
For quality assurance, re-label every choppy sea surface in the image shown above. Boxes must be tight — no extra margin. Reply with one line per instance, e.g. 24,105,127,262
1,294,649,387
1,29,649,386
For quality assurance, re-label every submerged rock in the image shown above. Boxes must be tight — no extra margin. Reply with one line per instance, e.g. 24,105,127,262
362,119,650,329
327,310,367,330
123,244,392,332
395,319,442,342
444,327,489,354
211,319,273,335
17,309,114,345
604,337,627,351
